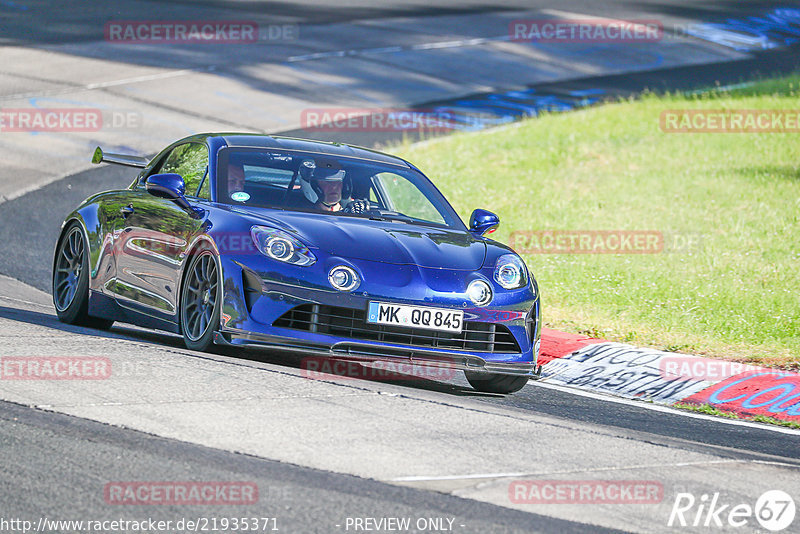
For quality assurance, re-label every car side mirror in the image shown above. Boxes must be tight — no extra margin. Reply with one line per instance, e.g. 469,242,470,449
469,209,499,236
145,173,203,219
146,173,185,199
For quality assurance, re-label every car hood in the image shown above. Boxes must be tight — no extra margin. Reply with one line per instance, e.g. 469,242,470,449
232,208,486,270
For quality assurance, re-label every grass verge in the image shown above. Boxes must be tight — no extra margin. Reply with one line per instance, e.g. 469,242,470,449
393,74,800,369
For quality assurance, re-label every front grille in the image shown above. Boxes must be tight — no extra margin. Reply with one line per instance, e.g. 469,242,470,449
273,304,521,353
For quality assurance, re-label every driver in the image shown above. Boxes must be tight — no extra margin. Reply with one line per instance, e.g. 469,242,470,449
299,159,366,212
228,163,246,195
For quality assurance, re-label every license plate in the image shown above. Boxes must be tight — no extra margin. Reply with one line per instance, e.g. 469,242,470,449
367,302,463,333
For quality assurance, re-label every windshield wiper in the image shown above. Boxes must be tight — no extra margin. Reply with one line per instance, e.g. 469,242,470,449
366,209,414,223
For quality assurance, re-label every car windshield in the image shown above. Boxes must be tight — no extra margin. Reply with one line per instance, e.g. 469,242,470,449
215,148,462,228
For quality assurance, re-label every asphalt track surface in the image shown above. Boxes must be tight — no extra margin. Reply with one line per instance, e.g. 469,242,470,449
2,1,800,532
0,0,791,44
2,400,604,534
5,296,800,457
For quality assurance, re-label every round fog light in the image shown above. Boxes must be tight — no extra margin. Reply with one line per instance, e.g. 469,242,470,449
467,279,492,307
328,265,360,292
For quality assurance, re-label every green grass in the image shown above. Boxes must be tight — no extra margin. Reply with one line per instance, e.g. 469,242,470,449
672,402,739,419
391,74,800,368
673,402,800,429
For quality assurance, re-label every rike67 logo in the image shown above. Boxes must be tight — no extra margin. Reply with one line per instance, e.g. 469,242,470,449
668,490,795,531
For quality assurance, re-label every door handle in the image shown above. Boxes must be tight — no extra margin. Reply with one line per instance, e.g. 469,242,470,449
120,204,135,218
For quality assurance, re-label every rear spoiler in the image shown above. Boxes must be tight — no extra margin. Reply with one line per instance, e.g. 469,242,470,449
91,146,148,168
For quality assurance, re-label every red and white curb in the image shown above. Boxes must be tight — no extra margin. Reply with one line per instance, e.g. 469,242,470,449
537,328,800,424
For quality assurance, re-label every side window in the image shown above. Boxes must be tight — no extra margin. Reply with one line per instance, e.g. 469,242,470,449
155,143,209,198
197,172,211,200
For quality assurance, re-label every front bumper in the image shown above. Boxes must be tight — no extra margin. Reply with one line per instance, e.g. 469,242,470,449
214,329,541,377
216,253,541,377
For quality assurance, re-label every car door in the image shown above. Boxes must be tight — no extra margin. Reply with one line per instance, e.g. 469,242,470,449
113,142,210,321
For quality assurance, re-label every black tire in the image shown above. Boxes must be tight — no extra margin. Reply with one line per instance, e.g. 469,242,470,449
464,371,529,394
52,223,114,330
180,248,221,352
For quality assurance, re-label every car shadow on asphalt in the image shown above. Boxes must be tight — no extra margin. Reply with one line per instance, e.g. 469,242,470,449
0,304,131,342
120,324,502,398
0,304,504,398
111,323,507,398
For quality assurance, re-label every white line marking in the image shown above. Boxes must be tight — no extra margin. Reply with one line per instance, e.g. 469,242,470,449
394,472,530,482
361,45,403,54
287,35,510,62
35,392,372,410
531,380,800,435
392,459,772,482
0,166,89,206
287,50,347,61
0,295,52,310
541,8,649,24
83,69,197,90
689,81,757,94
0,68,200,101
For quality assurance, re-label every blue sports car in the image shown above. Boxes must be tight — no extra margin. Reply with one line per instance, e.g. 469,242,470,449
52,134,540,393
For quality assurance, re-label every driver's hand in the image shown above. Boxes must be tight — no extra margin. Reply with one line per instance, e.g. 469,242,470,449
343,199,370,214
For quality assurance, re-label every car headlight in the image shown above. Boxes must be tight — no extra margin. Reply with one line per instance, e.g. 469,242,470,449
328,265,360,291
467,279,493,306
494,254,528,289
250,226,316,266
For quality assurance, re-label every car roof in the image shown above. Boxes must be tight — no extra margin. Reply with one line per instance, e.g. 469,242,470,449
204,133,411,168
